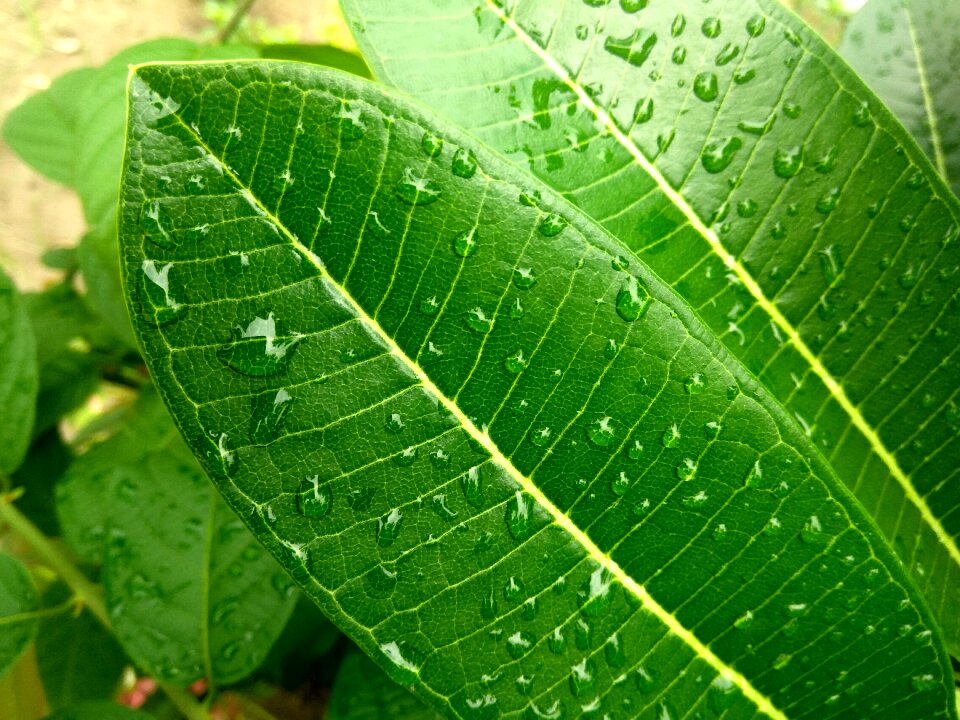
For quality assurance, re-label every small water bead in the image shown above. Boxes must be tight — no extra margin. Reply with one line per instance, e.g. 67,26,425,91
461,466,484,508
704,420,721,439
603,338,619,359
746,14,766,37
815,146,839,174
250,388,294,443
693,72,719,102
574,618,592,650
611,255,630,271
604,633,626,668
773,146,804,178
733,68,756,85
587,416,617,447
635,666,656,693
538,213,568,236
395,446,418,467
140,260,186,326
430,448,451,468
140,200,174,248
715,43,740,65
297,475,332,518
675,458,698,481
906,171,925,190
578,568,613,617
671,14,686,37
816,187,841,214
672,47,687,65
506,491,535,540
365,562,399,598
612,472,631,496
335,103,366,140
379,641,421,686
395,167,441,205
853,101,872,127
736,199,759,218
603,28,658,67
377,508,403,547
465,307,495,334
506,631,535,659
702,17,721,38
616,275,652,321
385,412,405,434
420,296,440,315
662,424,680,448
738,116,776,135
513,266,537,289
549,627,567,654
453,227,480,257
569,658,596,697
800,515,828,545
709,676,738,714
633,498,652,516
504,349,529,375
734,610,754,629
507,297,525,320
911,674,937,692
743,459,764,488
521,597,538,621
701,136,742,173
452,148,479,178
683,372,706,395
421,132,443,157
770,221,787,240
899,215,916,233
682,490,708,508
627,440,644,459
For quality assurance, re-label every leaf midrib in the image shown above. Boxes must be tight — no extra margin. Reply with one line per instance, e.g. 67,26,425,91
150,67,788,720
481,0,960,573
903,3,950,183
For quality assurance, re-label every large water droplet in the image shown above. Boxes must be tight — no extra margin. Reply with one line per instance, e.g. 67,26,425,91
587,416,617,447
506,630,535,659
513,266,538,289
616,275,652,321
577,568,613,617
709,675,739,713
530,426,552,447
604,28,658,67
452,148,479,178
715,43,740,65
611,472,631,496
465,306,494,334
569,657,596,697
453,227,480,257
549,626,567,654
140,200,174,248
538,213,568,236
738,116,776,135
701,136,742,173
505,349,529,374
675,458,698,481
365,562,398,598
219,312,301,377
140,260,186,326
385,412,405,434
604,633,626,668
335,103,366,140
462,465,484,507
693,72,719,102
661,424,680,448
746,14,766,37
702,17,721,38
619,0,646,11
816,187,840,214
377,508,403,547
297,474,332,518
395,167,441,205
506,491,534,540
250,388,294,443
431,493,457,520
421,132,443,157
773,146,803,178
800,515,828,545
395,446,417,467
379,641,420,685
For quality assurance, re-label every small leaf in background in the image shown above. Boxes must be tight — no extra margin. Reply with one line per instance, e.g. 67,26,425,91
260,43,371,78
329,651,442,720
0,269,38,476
57,390,297,686
840,0,960,196
78,218,137,349
46,701,154,720
11,430,73,537
36,585,127,712
0,553,40,681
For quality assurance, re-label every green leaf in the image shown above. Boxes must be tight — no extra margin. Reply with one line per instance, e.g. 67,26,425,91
342,0,960,657
36,585,127,711
78,219,137,349
11,430,73,537
840,0,960,196
255,593,341,687
0,269,38,475
56,390,297,685
330,650,442,720
121,61,957,719
0,553,40,681
259,43,372,78
47,701,154,720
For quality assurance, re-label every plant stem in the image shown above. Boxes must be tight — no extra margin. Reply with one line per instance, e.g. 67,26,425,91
0,496,210,720
218,0,257,44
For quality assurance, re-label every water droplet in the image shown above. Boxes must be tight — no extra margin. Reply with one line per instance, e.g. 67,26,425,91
616,275,652,321
773,146,803,178
335,103,366,140
139,260,186,326
379,641,420,685
702,17,721,38
140,200,175,248
684,373,706,395
504,349,528,374
395,446,417,467
385,412,404,434
453,227,480,257
661,424,680,448
693,72,719,102
297,475,332,518
513,266,537,289
734,610,754,629
619,0,647,11
701,136,742,173
577,568,613,617
395,167,441,205
429,447,451,468
420,296,440,315
635,666,656,693
538,213,568,236
627,440,644,459
506,630,535,659
530,426,552,447
569,657,596,697
465,306,494,334
504,576,526,603
746,14,766,37
612,472,631,496
604,28,658,67
604,338,619,359
506,491,534,540
250,388,294,443
709,675,738,713
704,420,721,439
683,490,708,508
816,187,840,214
738,116,776,135
783,101,802,119
715,43,740,65
431,493,457,520
365,562,398,598
671,14,687,37
911,674,937,692
853,101,872,127
800,515,828,545
452,148,478,178
377,508,403,547
733,68,756,84
549,627,567,654
461,466,485,507
672,46,687,65
675,458,698,481
587,416,617,447
421,132,443,157
906,170,924,190
509,297,525,319
744,459,764,488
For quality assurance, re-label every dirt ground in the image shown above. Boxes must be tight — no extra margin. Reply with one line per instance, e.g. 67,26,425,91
0,0,351,290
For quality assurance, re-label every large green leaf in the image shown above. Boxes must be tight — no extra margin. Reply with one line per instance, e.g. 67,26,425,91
840,0,960,196
329,650,442,720
341,0,960,656
0,270,38,475
56,390,297,686
0,553,39,681
121,61,957,719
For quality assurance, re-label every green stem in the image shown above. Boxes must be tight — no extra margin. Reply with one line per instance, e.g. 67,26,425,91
0,496,210,720
0,596,78,627
217,0,257,44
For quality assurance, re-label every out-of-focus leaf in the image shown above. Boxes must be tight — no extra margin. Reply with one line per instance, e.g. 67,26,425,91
78,219,137,349
259,43,371,77
36,584,127,712
47,701,154,720
329,651,441,720
256,593,341,688
0,269,38,475
840,0,960,197
0,553,39,681
57,390,297,686
41,247,79,273
11,430,72,537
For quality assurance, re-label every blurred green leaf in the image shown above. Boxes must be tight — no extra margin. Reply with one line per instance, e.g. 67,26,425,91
11,430,72,537
255,593,341,688
259,43,371,77
78,219,137,349
57,390,297,686
0,270,38,476
0,553,40,681
329,651,441,720
41,247,79,273
47,701,154,720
